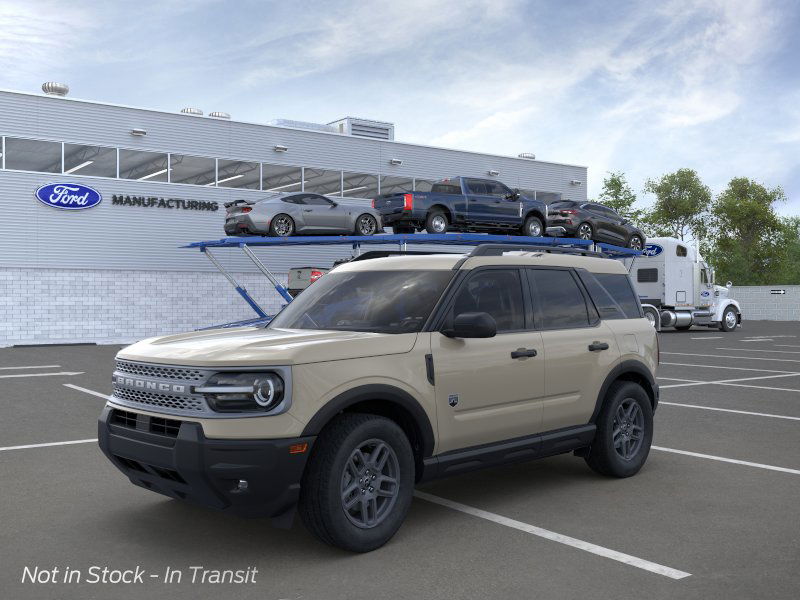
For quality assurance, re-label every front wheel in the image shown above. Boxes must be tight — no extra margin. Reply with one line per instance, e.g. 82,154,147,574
584,381,653,478
628,235,644,250
576,222,593,240
298,414,414,552
269,214,295,237
719,306,738,332
354,214,379,236
521,215,544,237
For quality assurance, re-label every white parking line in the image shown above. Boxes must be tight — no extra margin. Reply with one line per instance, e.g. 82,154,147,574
716,348,800,355
660,362,797,374
660,372,800,389
414,491,691,579
0,365,61,370
740,339,773,342
652,446,800,476
661,352,800,364
0,439,97,453
659,402,800,421
690,336,723,340
717,382,800,394
776,345,800,348
64,383,109,399
0,371,84,379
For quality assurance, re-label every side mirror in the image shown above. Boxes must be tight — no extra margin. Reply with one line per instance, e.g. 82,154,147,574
329,201,338,208
442,312,497,339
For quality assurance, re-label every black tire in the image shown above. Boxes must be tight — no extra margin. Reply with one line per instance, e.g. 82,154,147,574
584,381,653,478
269,214,295,237
576,222,593,240
298,413,414,553
354,214,379,236
521,215,544,237
628,235,644,250
392,225,415,234
425,210,449,234
719,306,738,332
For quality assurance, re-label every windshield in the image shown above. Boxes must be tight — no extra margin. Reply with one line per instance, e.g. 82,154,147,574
268,270,454,333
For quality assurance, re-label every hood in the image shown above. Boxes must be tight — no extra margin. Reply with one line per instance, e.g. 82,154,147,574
714,285,730,298
117,327,418,367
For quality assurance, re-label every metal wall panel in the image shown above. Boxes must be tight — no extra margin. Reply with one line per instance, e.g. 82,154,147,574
0,89,587,273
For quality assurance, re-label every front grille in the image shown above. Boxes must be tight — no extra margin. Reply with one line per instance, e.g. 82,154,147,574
113,385,205,412
111,408,138,429
115,360,204,381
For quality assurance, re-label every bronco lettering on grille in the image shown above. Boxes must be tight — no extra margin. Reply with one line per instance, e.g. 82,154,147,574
115,376,186,394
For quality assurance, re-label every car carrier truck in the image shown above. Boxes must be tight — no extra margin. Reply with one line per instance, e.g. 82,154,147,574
627,237,741,332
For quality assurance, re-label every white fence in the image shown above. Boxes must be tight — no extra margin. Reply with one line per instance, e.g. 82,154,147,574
730,286,800,321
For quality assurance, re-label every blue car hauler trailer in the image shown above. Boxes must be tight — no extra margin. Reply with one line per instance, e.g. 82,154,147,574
183,233,641,327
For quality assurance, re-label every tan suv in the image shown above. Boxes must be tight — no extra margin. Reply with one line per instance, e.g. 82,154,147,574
98,244,659,552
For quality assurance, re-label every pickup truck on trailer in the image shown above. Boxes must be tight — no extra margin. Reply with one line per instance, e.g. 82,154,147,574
373,177,549,237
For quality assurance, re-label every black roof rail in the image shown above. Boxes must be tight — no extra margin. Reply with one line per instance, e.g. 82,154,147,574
343,250,461,264
469,243,606,258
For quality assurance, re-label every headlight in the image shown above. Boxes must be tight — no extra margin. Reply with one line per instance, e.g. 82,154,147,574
197,372,285,413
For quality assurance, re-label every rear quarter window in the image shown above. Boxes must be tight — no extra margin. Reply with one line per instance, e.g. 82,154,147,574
578,271,643,319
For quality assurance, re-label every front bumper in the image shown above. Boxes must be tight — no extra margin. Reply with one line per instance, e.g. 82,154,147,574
98,405,314,519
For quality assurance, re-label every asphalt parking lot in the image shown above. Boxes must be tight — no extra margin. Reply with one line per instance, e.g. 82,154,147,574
1,321,799,600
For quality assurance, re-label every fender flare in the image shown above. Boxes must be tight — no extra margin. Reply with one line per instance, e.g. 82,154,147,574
714,299,741,322
590,360,658,422
300,384,436,458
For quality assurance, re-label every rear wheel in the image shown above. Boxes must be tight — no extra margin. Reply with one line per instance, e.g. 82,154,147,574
298,414,414,552
521,215,544,237
269,214,295,237
719,306,738,332
425,210,449,234
585,381,653,478
577,222,593,240
354,214,378,236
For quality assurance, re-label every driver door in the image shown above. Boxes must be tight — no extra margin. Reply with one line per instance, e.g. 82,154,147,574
431,268,545,453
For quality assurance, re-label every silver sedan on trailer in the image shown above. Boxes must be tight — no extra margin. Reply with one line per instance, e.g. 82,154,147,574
224,192,383,237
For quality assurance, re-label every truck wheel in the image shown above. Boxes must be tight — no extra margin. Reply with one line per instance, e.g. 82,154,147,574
719,306,738,332
521,215,544,237
269,214,295,237
642,305,660,330
584,381,653,478
425,210,449,234
298,413,414,552
354,214,378,236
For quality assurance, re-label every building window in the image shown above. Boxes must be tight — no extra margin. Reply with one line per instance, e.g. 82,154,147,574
170,154,216,186
217,159,260,189
379,175,413,195
63,144,117,178
119,149,169,182
4,137,61,173
304,168,342,196
262,164,302,193
342,172,379,199
414,178,436,192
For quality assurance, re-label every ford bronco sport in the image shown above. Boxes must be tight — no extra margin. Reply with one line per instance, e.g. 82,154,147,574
98,244,659,552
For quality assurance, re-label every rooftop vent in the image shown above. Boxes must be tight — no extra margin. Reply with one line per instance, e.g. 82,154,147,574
180,107,203,116
209,111,230,119
42,82,69,97
518,152,536,160
268,119,337,134
329,117,394,141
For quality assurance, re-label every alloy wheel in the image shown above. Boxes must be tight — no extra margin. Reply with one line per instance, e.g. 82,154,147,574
273,216,293,236
340,439,400,529
725,310,737,329
431,215,447,233
578,224,592,239
358,215,377,235
629,236,643,250
527,220,542,236
612,399,644,461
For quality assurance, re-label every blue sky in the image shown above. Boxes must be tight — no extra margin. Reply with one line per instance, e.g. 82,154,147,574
2,0,799,213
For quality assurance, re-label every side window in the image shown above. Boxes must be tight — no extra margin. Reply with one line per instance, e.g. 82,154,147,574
576,271,626,320
282,195,304,205
637,268,658,283
529,269,592,329
701,269,709,284
465,179,489,195
594,273,643,318
676,245,688,257
304,195,334,206
485,181,512,198
449,269,525,332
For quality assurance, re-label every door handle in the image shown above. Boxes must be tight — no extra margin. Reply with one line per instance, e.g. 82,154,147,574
511,348,538,359
588,342,609,352
303,209,313,212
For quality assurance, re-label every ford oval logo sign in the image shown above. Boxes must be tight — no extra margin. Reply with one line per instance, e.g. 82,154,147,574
642,244,663,257
35,183,102,210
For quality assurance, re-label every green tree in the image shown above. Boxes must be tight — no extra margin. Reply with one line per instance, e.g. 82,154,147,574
705,177,787,285
642,168,711,241
598,171,643,223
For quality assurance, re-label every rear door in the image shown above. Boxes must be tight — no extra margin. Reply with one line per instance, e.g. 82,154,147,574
431,268,545,453
526,268,620,430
